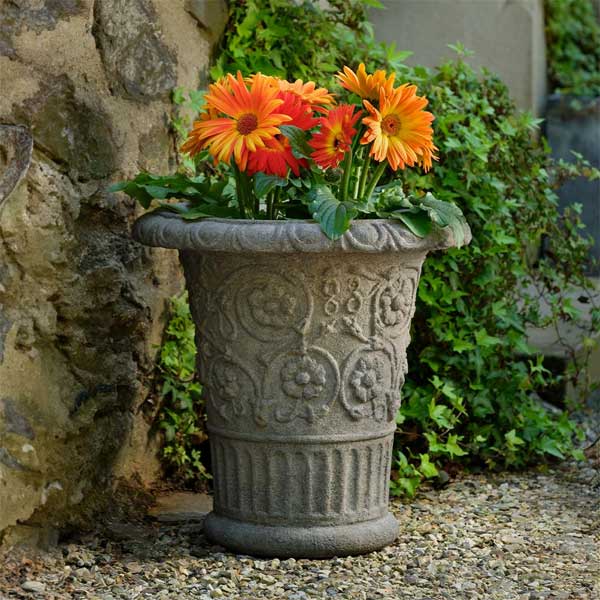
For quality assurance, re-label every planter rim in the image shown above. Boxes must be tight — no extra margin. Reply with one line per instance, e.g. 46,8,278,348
133,209,471,254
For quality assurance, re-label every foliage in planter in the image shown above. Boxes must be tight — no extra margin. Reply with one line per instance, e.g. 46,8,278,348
155,294,210,486
150,0,599,494
544,0,600,96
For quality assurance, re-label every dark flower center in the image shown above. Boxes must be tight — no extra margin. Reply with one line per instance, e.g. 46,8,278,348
382,115,401,136
237,113,258,135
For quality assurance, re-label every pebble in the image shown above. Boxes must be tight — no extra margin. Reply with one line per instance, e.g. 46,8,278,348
21,580,46,593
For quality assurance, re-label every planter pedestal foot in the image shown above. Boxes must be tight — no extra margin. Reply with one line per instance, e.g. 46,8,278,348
203,511,399,558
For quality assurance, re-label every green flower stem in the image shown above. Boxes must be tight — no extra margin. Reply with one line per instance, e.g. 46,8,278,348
231,162,248,218
241,170,255,219
340,147,353,202
266,188,281,220
266,190,274,221
358,153,372,200
363,161,387,202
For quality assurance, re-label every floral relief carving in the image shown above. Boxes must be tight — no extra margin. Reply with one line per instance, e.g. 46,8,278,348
188,252,416,427
234,268,312,342
281,355,327,402
375,267,419,336
208,357,258,423
341,344,401,422
349,355,387,421
248,283,297,328
265,347,340,423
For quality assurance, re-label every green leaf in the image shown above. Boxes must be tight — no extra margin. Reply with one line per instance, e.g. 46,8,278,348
418,453,439,478
254,172,287,198
474,328,503,347
392,476,420,497
505,429,525,447
305,185,357,240
279,125,313,159
390,208,433,238
445,434,468,457
428,398,453,428
419,193,468,247
538,436,565,459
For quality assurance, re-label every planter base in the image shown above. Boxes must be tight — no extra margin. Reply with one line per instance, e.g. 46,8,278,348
203,511,399,558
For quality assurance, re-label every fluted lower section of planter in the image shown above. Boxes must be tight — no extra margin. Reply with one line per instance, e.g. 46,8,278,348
132,214,470,558
205,428,396,557
210,428,394,524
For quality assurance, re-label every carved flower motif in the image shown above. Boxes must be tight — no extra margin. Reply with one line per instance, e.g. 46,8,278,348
379,284,410,326
281,355,327,401
213,363,245,417
248,284,297,328
349,356,386,420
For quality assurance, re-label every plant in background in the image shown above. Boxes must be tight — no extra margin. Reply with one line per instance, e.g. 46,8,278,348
156,294,210,486
391,56,599,496
544,0,600,96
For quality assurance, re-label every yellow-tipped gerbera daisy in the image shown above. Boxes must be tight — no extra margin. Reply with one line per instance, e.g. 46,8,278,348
181,72,291,171
361,85,438,172
336,63,396,100
278,79,335,107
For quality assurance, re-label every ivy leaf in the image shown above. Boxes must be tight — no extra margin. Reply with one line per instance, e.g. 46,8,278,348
305,185,357,240
445,434,468,457
254,172,287,198
279,125,313,159
505,429,525,448
428,399,453,428
418,453,439,478
419,193,468,247
538,436,565,459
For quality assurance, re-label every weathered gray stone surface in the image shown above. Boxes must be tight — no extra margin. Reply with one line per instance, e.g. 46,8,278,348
370,0,547,115
0,0,225,545
134,215,469,557
0,125,32,207
186,0,229,44
92,0,178,102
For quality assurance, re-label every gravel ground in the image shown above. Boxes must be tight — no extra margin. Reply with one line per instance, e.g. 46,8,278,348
1,456,598,600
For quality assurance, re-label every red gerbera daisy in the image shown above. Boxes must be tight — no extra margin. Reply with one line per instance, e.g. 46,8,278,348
309,104,360,169
247,91,318,178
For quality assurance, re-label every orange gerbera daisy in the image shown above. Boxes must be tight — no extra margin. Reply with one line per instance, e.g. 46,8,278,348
247,91,318,177
309,104,360,169
361,85,438,171
278,79,335,108
180,72,291,171
336,63,396,100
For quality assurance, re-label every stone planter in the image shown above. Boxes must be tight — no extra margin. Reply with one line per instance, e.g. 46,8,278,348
133,212,469,558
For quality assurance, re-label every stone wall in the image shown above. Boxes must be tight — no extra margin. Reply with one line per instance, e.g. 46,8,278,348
0,0,227,545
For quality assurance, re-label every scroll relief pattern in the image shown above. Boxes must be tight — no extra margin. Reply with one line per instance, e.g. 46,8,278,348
191,257,420,427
